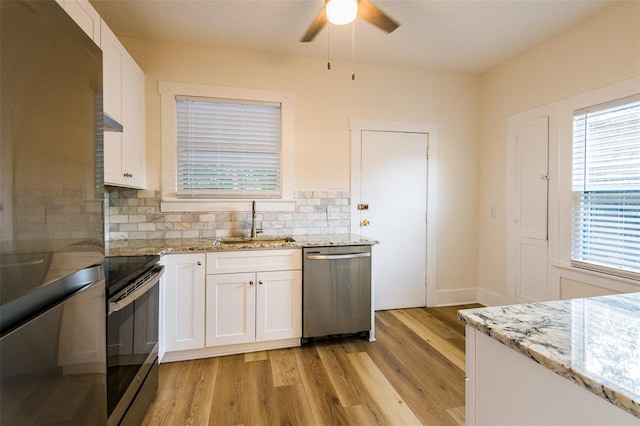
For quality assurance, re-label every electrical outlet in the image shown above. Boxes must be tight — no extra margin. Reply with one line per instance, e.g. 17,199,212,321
490,206,497,218
327,206,340,220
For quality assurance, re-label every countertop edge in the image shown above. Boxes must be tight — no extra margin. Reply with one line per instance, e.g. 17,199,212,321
106,235,379,257
458,307,640,419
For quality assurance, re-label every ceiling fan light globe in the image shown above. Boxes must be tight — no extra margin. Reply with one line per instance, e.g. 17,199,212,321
326,0,358,25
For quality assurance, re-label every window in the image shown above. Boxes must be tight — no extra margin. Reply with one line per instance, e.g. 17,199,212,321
571,94,640,277
176,96,281,198
159,82,295,212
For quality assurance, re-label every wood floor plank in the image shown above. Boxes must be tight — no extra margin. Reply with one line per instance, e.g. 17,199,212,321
367,319,463,424
270,348,301,387
294,344,351,425
447,406,466,426
154,359,190,402
181,358,219,426
347,351,421,425
207,355,245,425
390,309,466,371
245,350,269,362
429,304,482,335
269,383,317,425
316,342,371,407
373,318,465,400
375,309,404,327
142,399,179,426
171,358,218,425
242,359,273,426
403,307,460,339
344,402,388,425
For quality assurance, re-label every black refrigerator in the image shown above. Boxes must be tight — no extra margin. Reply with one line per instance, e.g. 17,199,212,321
0,1,106,424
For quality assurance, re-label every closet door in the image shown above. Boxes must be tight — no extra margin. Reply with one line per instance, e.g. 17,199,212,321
508,116,549,303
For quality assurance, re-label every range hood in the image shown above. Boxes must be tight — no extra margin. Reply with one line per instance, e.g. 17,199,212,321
104,113,123,132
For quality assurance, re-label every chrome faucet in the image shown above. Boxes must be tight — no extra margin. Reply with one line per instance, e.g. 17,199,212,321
250,200,263,237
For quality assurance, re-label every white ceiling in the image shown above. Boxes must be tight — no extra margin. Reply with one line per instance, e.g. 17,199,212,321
90,0,616,73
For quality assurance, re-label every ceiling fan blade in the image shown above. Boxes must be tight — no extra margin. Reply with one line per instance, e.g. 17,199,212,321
300,4,328,42
357,0,400,34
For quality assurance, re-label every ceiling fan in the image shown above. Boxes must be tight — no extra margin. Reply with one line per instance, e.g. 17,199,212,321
300,0,400,42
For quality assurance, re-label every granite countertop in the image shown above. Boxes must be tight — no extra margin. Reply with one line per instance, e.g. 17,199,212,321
459,293,640,419
105,234,378,257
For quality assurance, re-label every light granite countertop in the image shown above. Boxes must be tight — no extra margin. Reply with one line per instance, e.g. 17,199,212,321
106,234,378,257
459,293,640,419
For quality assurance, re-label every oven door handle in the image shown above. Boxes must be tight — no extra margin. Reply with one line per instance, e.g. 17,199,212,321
108,265,164,315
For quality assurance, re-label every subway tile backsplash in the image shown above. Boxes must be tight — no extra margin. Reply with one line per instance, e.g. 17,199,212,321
105,189,351,241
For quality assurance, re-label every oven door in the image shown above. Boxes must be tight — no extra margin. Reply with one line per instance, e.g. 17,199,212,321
107,265,163,425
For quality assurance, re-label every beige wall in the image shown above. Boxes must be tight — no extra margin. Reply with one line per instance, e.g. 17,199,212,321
119,38,481,299
478,1,640,300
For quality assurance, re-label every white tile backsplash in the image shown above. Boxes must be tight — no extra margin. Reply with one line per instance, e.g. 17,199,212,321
105,189,351,241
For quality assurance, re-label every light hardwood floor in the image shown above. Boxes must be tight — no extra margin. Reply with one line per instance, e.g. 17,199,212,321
142,304,481,425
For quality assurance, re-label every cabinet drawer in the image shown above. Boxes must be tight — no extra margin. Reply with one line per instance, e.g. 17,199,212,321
207,249,301,274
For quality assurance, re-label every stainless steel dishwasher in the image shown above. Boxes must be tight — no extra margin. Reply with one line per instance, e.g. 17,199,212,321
302,245,372,340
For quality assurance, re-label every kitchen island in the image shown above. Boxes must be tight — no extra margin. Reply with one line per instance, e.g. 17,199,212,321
459,294,640,425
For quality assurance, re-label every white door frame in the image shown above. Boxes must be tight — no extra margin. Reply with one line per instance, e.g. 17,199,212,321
350,119,439,307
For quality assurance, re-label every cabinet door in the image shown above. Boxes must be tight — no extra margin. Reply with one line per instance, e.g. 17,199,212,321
206,272,256,347
256,270,301,342
101,21,122,123
101,19,146,189
121,56,145,188
61,0,101,45
163,254,205,352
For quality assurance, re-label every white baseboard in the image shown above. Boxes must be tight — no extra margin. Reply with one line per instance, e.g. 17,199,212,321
476,287,509,307
434,287,479,306
434,286,509,307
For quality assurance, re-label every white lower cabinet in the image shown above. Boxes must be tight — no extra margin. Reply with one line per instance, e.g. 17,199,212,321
162,253,205,353
162,249,302,362
206,270,302,347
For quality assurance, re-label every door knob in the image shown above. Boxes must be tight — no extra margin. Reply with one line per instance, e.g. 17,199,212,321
361,219,371,227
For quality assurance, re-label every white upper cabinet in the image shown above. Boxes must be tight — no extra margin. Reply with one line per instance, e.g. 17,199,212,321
101,20,146,189
55,0,101,46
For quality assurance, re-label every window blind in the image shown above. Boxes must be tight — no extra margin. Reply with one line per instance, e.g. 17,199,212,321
571,94,640,276
176,96,282,198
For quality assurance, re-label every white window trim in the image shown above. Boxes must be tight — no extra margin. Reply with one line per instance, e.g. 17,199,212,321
159,81,295,212
506,76,640,301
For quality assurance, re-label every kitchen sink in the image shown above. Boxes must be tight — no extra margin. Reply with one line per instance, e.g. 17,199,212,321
213,236,296,246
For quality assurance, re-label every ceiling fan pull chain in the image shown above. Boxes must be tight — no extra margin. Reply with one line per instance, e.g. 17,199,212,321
351,21,356,80
327,24,331,70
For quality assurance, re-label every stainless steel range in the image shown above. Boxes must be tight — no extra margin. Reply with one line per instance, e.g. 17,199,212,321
105,255,164,426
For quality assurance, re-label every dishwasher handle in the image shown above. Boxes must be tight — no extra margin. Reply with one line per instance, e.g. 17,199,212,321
306,252,371,261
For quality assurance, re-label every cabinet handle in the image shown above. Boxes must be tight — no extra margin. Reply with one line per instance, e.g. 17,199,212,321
249,280,254,286
197,261,202,266
258,280,263,285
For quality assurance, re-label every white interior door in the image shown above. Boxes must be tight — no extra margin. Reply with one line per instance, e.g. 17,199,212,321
508,116,549,303
360,130,428,310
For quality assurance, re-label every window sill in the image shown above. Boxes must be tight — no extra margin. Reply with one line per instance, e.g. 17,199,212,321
160,197,296,213
550,261,640,293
